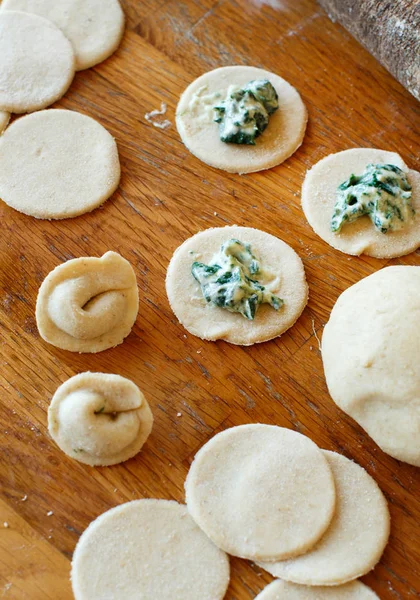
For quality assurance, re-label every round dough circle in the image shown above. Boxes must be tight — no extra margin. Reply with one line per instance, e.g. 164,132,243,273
176,66,307,174
71,499,230,600
258,451,390,585
0,11,75,113
255,580,379,600
48,372,153,466
301,147,420,258
166,226,308,345
0,112,10,134
0,109,120,219
36,251,139,353
322,265,420,466
185,424,336,561
1,0,125,71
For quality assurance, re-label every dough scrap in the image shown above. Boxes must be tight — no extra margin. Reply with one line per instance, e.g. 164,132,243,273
258,451,390,585
0,112,10,134
322,265,420,466
71,499,230,600
166,226,308,345
0,109,120,219
48,372,153,466
176,66,307,174
1,0,125,71
0,11,75,113
185,424,336,561
255,579,379,599
36,251,139,353
301,148,420,258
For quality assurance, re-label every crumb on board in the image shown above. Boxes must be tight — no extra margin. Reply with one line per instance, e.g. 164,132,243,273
46,511,54,517
145,103,172,130
176,412,182,418
3,522,8,528
21,495,27,502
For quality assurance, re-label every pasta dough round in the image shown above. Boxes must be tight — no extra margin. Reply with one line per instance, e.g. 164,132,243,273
185,424,336,562
176,66,307,174
36,251,139,353
71,499,230,600
255,580,379,599
0,109,120,219
301,148,420,258
0,112,10,134
1,0,125,71
48,372,153,466
258,451,390,585
322,266,420,466
166,226,308,345
0,11,75,113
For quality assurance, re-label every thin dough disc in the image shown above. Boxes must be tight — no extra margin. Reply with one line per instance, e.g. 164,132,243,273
0,11,75,113
301,148,420,258
258,451,390,585
0,112,10,134
0,109,120,219
48,372,153,466
1,0,125,71
176,66,307,174
36,251,139,353
255,580,379,599
166,226,308,345
322,266,420,466
71,499,230,600
185,424,336,561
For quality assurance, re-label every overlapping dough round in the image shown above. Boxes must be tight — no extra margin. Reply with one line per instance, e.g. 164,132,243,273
176,66,307,174
166,226,308,345
185,424,336,561
71,499,230,600
0,112,10,134
48,372,153,466
255,580,379,599
0,109,120,219
36,251,139,353
258,451,390,585
322,266,420,466
301,148,420,258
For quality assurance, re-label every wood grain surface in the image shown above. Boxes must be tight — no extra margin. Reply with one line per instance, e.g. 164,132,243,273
0,0,419,598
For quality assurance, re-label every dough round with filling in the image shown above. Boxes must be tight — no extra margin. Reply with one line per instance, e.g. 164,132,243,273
0,112,10,134
322,266,420,466
258,451,390,585
176,66,307,174
185,424,336,562
166,226,308,345
36,251,138,353
48,372,153,466
1,0,125,71
71,499,230,600
301,148,420,258
0,11,75,113
255,580,379,599
0,109,120,219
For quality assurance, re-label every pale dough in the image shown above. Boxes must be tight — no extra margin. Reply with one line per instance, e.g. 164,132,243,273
1,0,125,71
0,11,75,113
255,580,379,599
166,226,308,345
71,499,230,600
48,372,153,466
258,451,390,585
0,109,120,219
36,251,139,353
301,147,420,258
185,424,336,561
176,66,307,174
0,112,10,134
322,266,420,466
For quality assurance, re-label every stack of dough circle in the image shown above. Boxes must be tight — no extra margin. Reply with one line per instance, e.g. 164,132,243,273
322,265,420,466
0,109,120,219
255,580,379,599
48,373,153,466
301,148,420,258
166,226,308,345
36,251,138,353
0,112,10,134
71,499,230,600
1,0,125,71
185,424,336,561
258,451,390,585
176,66,307,174
0,11,75,113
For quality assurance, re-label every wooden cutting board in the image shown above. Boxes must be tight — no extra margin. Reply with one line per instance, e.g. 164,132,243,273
0,0,419,598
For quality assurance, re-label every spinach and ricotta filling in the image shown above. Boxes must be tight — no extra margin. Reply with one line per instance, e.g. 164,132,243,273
191,239,283,320
331,163,413,234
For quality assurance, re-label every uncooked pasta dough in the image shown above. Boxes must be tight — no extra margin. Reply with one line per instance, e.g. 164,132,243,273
36,251,138,353
0,112,10,134
71,500,230,600
254,579,379,599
